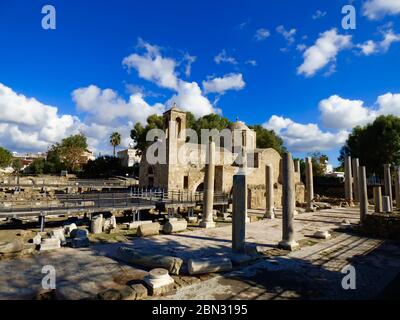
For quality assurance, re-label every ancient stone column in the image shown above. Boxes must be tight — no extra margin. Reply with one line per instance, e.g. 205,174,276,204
358,166,368,224
232,174,246,253
200,141,216,228
383,164,393,212
352,158,360,203
373,186,382,213
395,166,400,211
344,155,353,206
382,196,392,213
293,159,300,174
305,157,315,212
279,153,299,251
264,165,275,219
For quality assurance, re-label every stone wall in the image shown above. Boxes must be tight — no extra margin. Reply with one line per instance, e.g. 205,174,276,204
247,182,304,210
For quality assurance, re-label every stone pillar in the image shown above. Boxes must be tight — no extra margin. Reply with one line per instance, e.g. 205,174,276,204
395,166,400,211
279,153,299,251
200,141,216,228
344,156,353,206
264,165,275,219
293,159,300,174
305,157,315,212
382,196,392,213
358,166,368,224
232,174,246,253
373,186,382,213
383,164,392,212
352,158,360,203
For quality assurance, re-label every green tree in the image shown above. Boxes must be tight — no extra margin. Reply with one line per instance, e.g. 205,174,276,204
130,112,287,155
308,152,329,177
12,158,23,172
57,134,88,172
12,158,23,185
338,115,400,175
28,158,45,174
26,134,88,174
249,125,286,154
110,132,122,156
81,156,124,178
131,115,164,156
131,113,232,155
191,113,231,136
0,147,12,168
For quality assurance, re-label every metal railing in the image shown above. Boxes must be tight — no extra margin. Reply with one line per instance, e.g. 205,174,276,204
0,188,230,215
0,178,134,189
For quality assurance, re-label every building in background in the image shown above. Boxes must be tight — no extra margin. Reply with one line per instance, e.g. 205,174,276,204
78,149,96,165
138,106,305,209
118,148,141,167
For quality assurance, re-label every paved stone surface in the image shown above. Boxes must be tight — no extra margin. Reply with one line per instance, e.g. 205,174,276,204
158,233,400,300
0,207,399,299
0,247,147,300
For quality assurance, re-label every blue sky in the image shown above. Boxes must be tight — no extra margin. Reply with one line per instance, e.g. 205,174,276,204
1,0,400,166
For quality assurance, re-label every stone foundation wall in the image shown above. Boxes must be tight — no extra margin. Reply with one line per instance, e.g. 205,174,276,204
247,182,305,210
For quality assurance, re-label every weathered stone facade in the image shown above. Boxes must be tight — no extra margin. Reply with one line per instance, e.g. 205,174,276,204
139,106,305,208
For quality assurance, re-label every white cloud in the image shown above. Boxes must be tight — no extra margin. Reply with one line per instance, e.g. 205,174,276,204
71,84,167,154
276,25,296,45
319,95,377,129
262,91,400,152
183,53,197,77
312,10,327,20
167,81,214,117
357,40,378,55
123,39,218,117
72,85,165,126
376,92,400,116
380,29,400,51
363,0,400,19
254,28,271,41
202,73,245,94
263,115,349,152
0,40,244,154
358,29,400,55
297,28,352,77
0,83,81,153
296,44,307,52
245,59,257,66
214,49,238,65
122,39,179,90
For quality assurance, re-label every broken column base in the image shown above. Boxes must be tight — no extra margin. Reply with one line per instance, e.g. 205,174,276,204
40,238,61,251
144,268,175,296
188,257,232,275
312,230,331,239
199,221,216,228
137,223,160,237
305,206,316,212
126,220,152,229
263,210,275,219
382,196,392,213
186,216,198,223
278,240,299,251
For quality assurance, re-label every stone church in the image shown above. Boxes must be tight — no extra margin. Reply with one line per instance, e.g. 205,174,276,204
139,106,305,209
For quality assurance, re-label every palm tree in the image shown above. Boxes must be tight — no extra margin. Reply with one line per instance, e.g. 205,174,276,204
110,132,121,157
